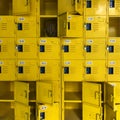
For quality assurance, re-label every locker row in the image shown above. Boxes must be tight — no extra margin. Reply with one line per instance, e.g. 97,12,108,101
1,15,120,37
1,59,120,81
1,37,120,59
1,0,120,16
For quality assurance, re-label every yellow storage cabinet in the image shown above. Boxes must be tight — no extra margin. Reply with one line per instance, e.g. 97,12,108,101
62,38,84,59
63,60,84,81
84,38,106,59
0,38,15,59
39,60,60,81
107,38,120,60
59,12,83,37
37,103,60,120
85,16,106,38
58,0,83,15
36,81,60,104
16,38,37,59
0,60,16,81
109,0,120,15
85,60,106,81
15,16,36,37
13,0,30,15
84,0,107,15
106,83,120,111
0,16,14,37
16,60,38,81
107,60,120,82
38,38,60,60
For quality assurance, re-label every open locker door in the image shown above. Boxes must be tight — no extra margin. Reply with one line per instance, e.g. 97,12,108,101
75,0,83,14
14,82,29,105
13,0,30,15
37,81,54,104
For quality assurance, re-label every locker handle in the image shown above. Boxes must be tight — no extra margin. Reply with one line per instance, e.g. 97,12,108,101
68,22,70,30
48,90,52,97
25,0,29,6
111,94,114,102
24,90,28,98
96,113,101,120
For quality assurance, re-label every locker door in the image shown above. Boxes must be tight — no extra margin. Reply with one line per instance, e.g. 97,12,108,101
13,0,30,15
83,82,102,106
75,0,83,14
37,81,53,104
15,103,30,120
14,82,29,105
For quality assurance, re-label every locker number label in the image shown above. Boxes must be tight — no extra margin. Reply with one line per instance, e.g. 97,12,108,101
40,40,46,43
110,61,115,65
87,39,93,43
88,17,94,21
68,16,72,20
19,17,25,21
19,39,25,43
0,61,3,65
87,61,92,65
19,61,25,65
65,61,71,65
110,39,116,43
41,62,47,65
65,40,71,43
40,105,47,110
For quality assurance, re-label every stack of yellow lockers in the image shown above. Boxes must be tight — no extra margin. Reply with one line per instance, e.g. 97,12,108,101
1,0,120,120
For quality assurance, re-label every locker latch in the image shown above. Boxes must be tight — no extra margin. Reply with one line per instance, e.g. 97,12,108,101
64,67,69,74
85,45,91,52
40,45,45,52
40,67,45,74
107,45,114,53
40,112,45,120
86,67,91,74
17,45,23,52
0,66,1,73
110,0,115,8
63,45,69,52
18,66,23,73
108,67,114,74
86,0,91,8
17,23,23,30
86,23,91,30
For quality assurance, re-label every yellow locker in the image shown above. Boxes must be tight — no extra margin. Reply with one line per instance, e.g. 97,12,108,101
15,16,36,37
0,60,15,81
106,83,120,111
107,60,120,82
14,82,29,105
37,103,59,120
17,60,38,81
16,38,37,59
107,38,120,60
85,16,106,38
13,0,30,15
62,38,84,59
63,60,84,81
59,12,83,37
38,38,60,60
0,16,14,37
15,103,30,120
0,38,15,59
84,38,106,59
39,60,60,81
83,103,102,120
37,81,60,103
85,0,107,15
83,82,102,106
109,0,120,15
58,0,83,15
85,60,106,81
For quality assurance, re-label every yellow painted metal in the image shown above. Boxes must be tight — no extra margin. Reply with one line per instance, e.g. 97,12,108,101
85,0,107,15
36,81,53,104
62,38,84,59
15,16,36,37
63,60,84,81
17,60,38,81
0,60,15,81
58,0,83,15
85,60,106,81
0,16,14,37
38,38,60,60
84,38,106,59
15,102,30,120
37,103,59,120
16,38,37,59
37,80,60,103
0,38,15,59
83,82,102,107
13,0,30,15
85,16,106,38
109,0,120,15
59,12,83,37
107,38,120,60
14,82,29,105
83,103,102,120
107,60,120,82
39,60,60,81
